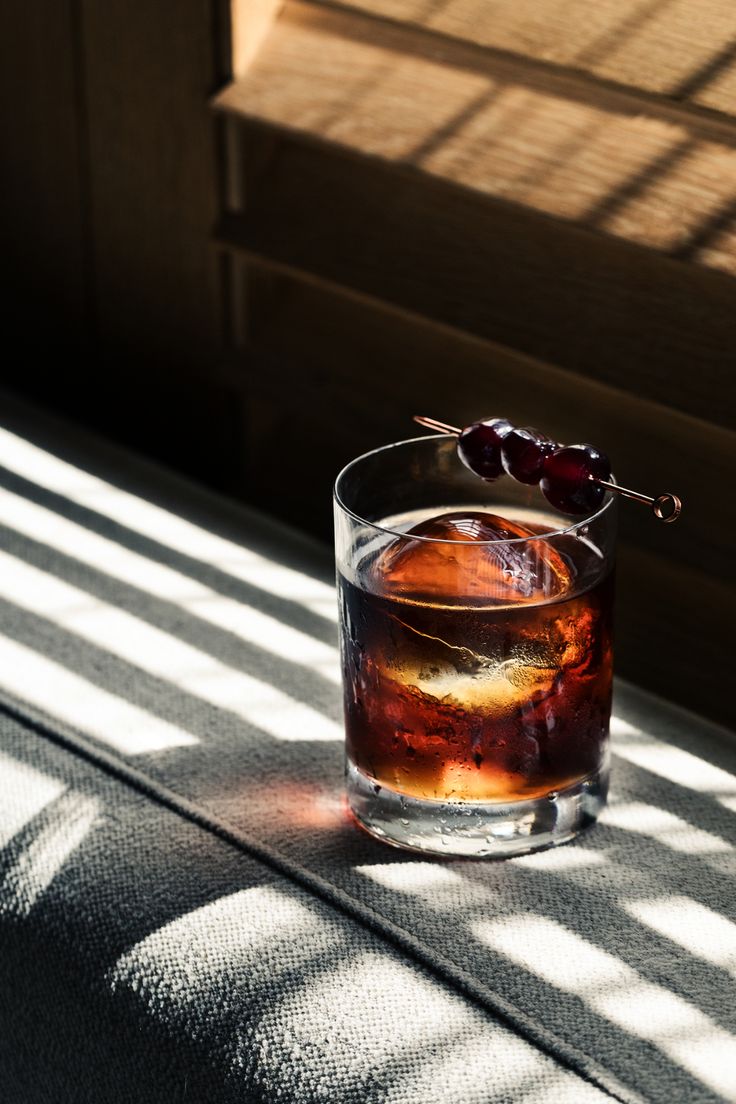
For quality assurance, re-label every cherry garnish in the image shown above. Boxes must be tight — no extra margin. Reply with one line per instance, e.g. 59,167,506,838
501,427,556,485
412,415,682,523
540,444,611,515
457,417,513,481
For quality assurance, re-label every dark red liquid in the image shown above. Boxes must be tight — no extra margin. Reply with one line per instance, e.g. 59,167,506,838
339,515,614,803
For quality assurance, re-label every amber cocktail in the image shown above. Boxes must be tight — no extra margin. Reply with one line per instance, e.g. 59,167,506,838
334,436,616,856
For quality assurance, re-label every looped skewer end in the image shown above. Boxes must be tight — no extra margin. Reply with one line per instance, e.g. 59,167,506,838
652,493,682,523
593,478,682,523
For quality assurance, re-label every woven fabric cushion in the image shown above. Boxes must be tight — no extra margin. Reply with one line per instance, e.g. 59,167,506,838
0,395,734,1104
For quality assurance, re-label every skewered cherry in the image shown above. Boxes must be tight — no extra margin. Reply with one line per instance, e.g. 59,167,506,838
412,416,681,522
457,417,513,481
501,427,556,485
540,444,612,515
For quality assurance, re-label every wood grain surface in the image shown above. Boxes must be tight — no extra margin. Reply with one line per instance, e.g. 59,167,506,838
322,0,736,116
215,1,736,276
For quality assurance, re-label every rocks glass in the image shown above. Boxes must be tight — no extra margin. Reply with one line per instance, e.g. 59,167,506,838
334,434,616,857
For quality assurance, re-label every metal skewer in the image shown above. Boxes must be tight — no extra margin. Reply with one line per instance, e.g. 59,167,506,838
413,415,682,523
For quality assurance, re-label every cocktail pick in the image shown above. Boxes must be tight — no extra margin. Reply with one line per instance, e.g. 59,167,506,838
413,415,682,523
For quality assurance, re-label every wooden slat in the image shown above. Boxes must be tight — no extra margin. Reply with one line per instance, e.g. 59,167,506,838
217,131,736,430
233,272,734,727
215,1,736,275
324,0,736,118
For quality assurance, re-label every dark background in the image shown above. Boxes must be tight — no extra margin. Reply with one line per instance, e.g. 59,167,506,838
1,1,734,727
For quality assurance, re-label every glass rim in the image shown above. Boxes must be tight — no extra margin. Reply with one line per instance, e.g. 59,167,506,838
334,435,616,546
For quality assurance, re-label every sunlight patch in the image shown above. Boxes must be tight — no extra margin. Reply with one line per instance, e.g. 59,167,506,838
0,751,65,847
0,487,340,682
0,552,341,743
624,896,736,976
111,885,335,1004
0,427,337,621
511,846,607,871
356,862,465,891
0,634,197,753
474,912,736,1098
0,791,98,917
273,950,466,1076
611,716,736,812
601,801,732,855
355,860,493,908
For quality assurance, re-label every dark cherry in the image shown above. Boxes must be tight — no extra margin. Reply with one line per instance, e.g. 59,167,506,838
457,417,514,481
501,427,557,485
540,444,612,515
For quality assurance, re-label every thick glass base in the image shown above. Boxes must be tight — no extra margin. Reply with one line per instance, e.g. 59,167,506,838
346,758,609,858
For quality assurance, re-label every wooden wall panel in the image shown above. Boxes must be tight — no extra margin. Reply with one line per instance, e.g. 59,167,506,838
0,1,237,504
80,0,224,373
616,545,736,726
231,268,735,726
217,133,736,430
0,2,88,350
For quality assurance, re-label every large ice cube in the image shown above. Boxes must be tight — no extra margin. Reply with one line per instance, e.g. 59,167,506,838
375,511,572,603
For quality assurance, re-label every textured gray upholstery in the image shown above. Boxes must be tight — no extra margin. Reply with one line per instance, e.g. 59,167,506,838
0,395,734,1103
